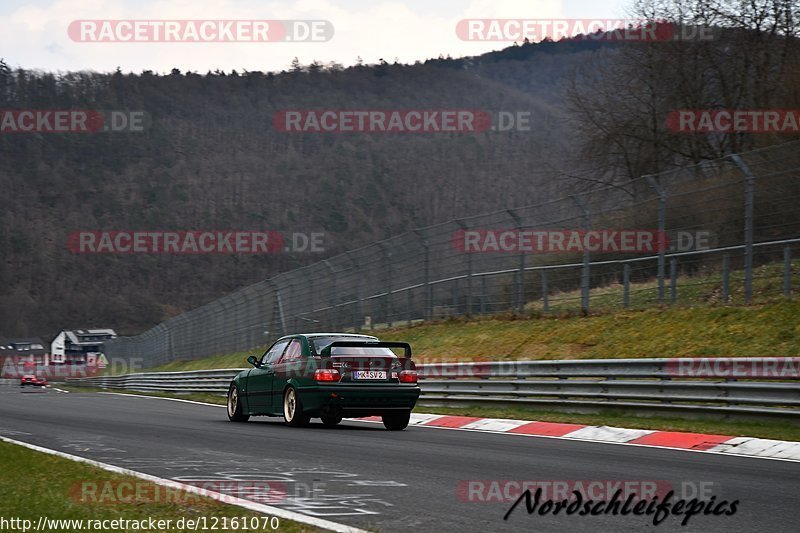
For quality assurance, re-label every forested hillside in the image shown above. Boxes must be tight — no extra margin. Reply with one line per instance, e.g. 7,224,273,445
1,0,798,338
0,40,607,336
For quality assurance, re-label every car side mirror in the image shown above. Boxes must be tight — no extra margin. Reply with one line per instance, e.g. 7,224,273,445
247,355,260,368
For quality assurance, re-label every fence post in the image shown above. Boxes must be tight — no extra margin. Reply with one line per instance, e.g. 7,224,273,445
413,230,431,321
287,279,295,332
507,209,525,314
455,220,473,316
345,252,361,331
380,242,393,327
407,289,413,327
307,269,315,329
452,279,459,316
322,259,336,331
480,274,487,315
623,263,630,308
670,259,678,304
722,254,730,303
645,175,666,303
541,270,549,312
571,196,591,314
784,247,792,298
267,279,287,336
729,154,755,304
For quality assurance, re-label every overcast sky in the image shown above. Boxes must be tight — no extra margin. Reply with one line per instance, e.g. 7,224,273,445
1,0,631,74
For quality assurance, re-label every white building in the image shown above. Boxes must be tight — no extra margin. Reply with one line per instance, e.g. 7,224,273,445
50,329,117,365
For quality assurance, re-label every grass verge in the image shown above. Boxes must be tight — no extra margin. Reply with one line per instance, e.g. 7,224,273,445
135,299,800,373
0,440,318,532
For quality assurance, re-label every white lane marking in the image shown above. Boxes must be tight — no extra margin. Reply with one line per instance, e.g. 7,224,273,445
97,392,225,408
0,435,366,533
52,388,69,393
89,391,800,464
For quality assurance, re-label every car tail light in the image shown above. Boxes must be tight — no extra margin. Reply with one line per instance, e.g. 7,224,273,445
399,370,418,384
315,369,340,382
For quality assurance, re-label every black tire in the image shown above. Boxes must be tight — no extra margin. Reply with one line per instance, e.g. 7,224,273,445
320,414,343,426
283,387,310,427
227,383,249,422
382,410,411,431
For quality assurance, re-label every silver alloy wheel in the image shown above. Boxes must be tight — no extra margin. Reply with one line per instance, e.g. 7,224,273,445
284,388,296,421
228,386,238,418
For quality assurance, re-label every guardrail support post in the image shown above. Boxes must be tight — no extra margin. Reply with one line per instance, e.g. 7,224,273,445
784,247,792,298
670,259,678,304
729,154,755,304
623,263,630,308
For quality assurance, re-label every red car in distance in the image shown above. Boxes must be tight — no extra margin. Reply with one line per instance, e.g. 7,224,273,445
20,374,48,387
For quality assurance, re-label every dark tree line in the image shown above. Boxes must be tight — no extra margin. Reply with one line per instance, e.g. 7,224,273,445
0,2,797,337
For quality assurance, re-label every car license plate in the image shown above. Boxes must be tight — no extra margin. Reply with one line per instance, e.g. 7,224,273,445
353,371,387,380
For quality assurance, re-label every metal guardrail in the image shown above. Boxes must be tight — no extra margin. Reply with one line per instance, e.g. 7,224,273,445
64,358,800,420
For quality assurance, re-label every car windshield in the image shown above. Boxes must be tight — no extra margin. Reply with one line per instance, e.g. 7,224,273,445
310,337,397,357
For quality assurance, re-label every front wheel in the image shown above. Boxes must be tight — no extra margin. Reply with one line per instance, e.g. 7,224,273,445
227,383,249,422
382,410,411,431
283,387,310,427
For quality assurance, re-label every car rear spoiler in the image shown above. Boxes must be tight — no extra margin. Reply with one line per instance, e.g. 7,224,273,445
320,341,412,358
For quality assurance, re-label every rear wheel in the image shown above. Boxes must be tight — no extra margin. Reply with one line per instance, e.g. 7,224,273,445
382,410,411,431
283,387,310,427
321,414,343,426
227,383,249,422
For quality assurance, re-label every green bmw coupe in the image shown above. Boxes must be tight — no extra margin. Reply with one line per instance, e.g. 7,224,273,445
227,333,421,430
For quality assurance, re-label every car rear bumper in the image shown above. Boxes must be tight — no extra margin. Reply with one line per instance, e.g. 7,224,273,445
299,383,420,416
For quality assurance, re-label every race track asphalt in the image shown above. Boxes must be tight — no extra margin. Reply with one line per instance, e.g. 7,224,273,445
1,385,798,532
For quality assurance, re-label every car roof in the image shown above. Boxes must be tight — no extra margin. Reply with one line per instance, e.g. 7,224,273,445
276,333,378,341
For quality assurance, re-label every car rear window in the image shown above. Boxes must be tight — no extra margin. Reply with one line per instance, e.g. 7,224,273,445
310,337,397,357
